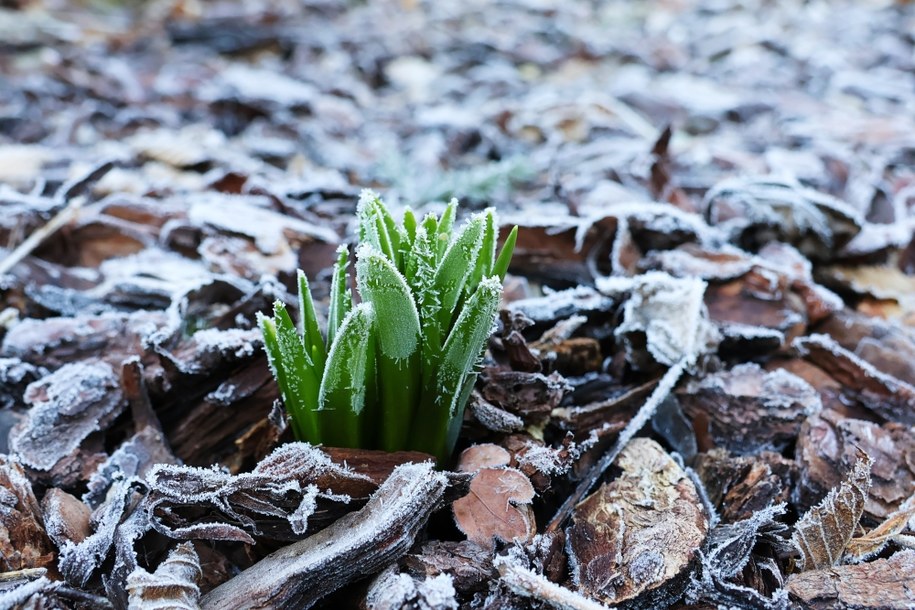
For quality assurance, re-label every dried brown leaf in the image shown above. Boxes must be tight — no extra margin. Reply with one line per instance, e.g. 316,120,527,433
452,467,536,549
792,450,872,571
846,500,915,562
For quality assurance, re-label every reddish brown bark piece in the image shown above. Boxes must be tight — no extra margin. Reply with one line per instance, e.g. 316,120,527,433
795,334,915,426
567,438,708,607
0,457,54,571
453,467,536,549
480,370,569,417
692,449,795,523
679,363,820,454
787,550,915,609
796,409,915,521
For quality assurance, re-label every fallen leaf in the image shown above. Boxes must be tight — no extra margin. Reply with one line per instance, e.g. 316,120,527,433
792,450,872,571
452,467,536,549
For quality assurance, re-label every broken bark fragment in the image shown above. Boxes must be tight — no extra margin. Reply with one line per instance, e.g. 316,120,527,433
453,467,536,550
795,334,915,426
404,540,494,595
481,370,570,418
9,359,125,486
795,409,915,521
366,566,457,610
567,438,708,607
0,457,54,571
692,449,795,523
786,550,915,609
199,462,449,610
126,542,202,610
679,364,820,455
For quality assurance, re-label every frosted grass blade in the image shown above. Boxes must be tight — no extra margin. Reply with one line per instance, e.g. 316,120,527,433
432,213,485,334
327,245,352,348
297,270,326,372
493,225,518,280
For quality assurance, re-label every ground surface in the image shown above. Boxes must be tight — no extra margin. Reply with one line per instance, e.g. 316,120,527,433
1,0,915,608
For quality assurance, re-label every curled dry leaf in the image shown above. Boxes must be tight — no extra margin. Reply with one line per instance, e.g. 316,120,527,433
126,542,202,610
452,467,536,550
146,442,374,543
40,488,91,548
792,450,872,571
567,438,709,607
597,271,717,370
845,500,915,563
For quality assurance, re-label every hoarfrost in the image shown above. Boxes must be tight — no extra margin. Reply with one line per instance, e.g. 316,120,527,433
10,359,124,472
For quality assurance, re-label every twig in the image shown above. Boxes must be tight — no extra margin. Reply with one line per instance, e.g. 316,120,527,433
546,359,687,533
0,567,47,583
495,555,614,610
0,199,82,276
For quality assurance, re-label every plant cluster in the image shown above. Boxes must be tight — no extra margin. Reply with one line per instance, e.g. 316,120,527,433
258,191,517,462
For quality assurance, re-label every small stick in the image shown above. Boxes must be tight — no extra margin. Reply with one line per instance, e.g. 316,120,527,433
0,567,47,582
0,199,82,276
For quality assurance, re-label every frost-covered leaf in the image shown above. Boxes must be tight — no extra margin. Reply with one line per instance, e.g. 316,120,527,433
703,175,862,259
146,442,372,543
685,504,791,610
597,271,718,370
452,467,536,549
126,542,202,610
845,499,915,563
792,450,872,571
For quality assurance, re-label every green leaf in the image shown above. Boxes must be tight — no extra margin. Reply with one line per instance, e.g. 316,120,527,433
297,270,326,372
327,245,352,348
493,225,518,280
356,244,422,451
432,213,485,334
258,313,303,440
435,198,457,260
260,302,321,443
402,207,417,248
411,276,502,461
356,245,421,360
466,208,497,296
319,303,375,448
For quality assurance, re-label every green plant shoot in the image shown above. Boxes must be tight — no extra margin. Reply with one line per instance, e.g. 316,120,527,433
258,190,518,463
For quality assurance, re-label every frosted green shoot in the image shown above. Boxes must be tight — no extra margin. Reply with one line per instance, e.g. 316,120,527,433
258,190,518,463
